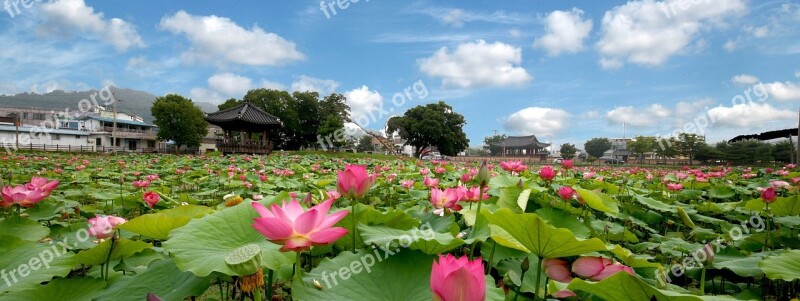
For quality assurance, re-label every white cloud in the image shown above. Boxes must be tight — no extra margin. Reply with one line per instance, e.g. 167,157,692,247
763,81,800,101
504,107,570,135
260,80,285,90
731,74,760,85
344,86,384,126
606,104,672,126
290,75,339,95
743,25,769,38
189,88,225,105
723,39,737,52
208,73,252,96
581,110,600,119
419,7,533,27
596,0,746,68
39,0,144,52
534,8,593,56
159,11,304,66
795,70,800,78
419,40,532,89
675,98,715,116
708,102,795,127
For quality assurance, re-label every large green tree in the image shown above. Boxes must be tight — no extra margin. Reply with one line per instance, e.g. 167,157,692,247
151,94,208,150
654,137,679,164
483,134,507,156
676,133,705,165
387,101,469,157
584,138,612,159
627,136,656,163
559,143,578,160
356,135,374,152
243,89,300,150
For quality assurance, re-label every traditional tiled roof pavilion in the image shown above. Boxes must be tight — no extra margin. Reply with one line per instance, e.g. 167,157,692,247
205,101,282,154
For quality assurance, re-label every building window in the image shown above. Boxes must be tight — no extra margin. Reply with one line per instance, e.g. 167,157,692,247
32,113,46,120
22,112,29,119
147,140,155,148
75,135,81,139
52,134,60,140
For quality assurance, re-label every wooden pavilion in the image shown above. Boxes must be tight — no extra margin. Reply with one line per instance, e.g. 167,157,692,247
204,101,282,155
491,135,550,161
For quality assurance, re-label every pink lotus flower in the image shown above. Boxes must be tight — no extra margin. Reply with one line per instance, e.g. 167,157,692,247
424,177,440,188
572,256,634,281
761,187,777,203
558,186,576,201
543,258,572,282
460,173,473,183
146,174,160,181
459,186,489,203
434,167,447,174
666,183,683,191
430,254,485,301
87,215,127,239
583,172,596,179
420,168,431,176
133,180,150,189
771,181,791,189
26,177,59,197
539,166,556,181
143,191,160,208
401,180,415,189
336,164,376,199
561,160,573,169
552,290,577,298
1,185,45,208
500,161,527,174
251,199,349,252
326,190,341,201
430,188,462,216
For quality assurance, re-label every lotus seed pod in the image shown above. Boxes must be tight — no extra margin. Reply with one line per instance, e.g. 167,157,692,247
225,243,262,276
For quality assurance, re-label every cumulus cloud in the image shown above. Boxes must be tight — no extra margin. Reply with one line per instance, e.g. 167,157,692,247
419,7,533,27
344,86,384,126
290,75,339,95
504,107,570,135
419,40,532,89
763,81,800,101
159,11,304,66
731,74,760,85
676,98,715,116
534,8,593,56
39,0,144,52
708,102,795,127
596,0,746,68
606,104,672,126
208,73,252,96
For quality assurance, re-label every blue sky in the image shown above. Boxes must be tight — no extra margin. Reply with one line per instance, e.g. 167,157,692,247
2,0,800,148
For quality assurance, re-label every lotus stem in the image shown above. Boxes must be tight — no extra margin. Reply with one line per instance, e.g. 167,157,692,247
351,199,357,251
764,203,771,252
700,266,707,295
103,232,117,284
266,269,273,301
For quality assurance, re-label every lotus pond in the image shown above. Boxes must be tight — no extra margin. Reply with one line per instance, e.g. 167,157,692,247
0,152,799,301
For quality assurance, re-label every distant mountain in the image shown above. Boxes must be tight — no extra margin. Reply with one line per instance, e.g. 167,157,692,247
0,87,218,123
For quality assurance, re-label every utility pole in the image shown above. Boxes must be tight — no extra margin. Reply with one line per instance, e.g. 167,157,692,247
111,92,117,153
12,112,19,149
796,108,799,164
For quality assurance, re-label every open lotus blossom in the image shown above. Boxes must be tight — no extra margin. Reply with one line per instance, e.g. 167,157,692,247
26,177,59,197
561,160,574,169
666,183,683,191
458,186,489,203
543,258,573,282
424,177,440,188
558,186,576,201
551,290,577,298
1,185,46,208
430,188,462,216
401,180,415,189
434,167,447,174
539,166,556,181
88,215,127,239
430,254,485,301
336,164,376,199
251,198,349,252
761,187,777,203
771,181,791,189
133,180,150,189
143,191,160,208
572,256,634,281
499,161,527,174
583,172,596,179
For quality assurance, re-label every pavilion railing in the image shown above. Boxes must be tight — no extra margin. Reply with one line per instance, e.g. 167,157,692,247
215,139,273,155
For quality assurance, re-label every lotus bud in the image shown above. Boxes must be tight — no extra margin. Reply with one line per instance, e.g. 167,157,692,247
477,160,490,186
521,257,530,272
